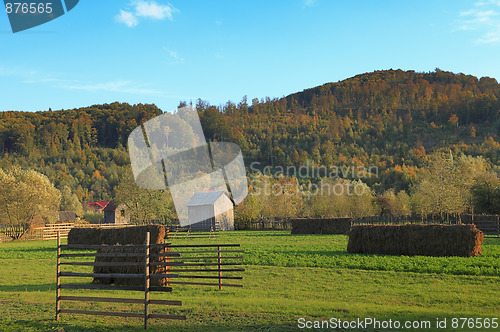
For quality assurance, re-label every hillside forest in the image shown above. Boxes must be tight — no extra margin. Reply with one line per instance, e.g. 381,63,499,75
2,69,500,226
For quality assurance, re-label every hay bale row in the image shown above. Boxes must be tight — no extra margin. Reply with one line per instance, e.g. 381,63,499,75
291,218,352,234
347,224,483,257
67,225,170,286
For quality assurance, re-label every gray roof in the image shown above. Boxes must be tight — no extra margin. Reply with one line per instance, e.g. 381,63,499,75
186,191,231,207
58,211,78,222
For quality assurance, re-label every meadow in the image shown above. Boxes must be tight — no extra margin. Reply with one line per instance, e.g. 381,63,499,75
0,231,499,331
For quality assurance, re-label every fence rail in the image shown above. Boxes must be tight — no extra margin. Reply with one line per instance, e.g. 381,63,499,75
240,214,500,237
247,219,293,230
56,231,185,329
166,226,217,239
0,223,135,242
55,231,245,329
164,243,244,289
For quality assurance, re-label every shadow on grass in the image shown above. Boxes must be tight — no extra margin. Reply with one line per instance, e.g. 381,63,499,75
9,311,500,332
273,249,350,257
484,237,500,245
229,231,350,238
6,319,141,332
228,231,293,237
0,247,57,253
0,283,56,292
6,318,297,332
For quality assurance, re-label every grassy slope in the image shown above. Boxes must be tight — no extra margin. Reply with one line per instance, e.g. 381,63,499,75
0,232,499,331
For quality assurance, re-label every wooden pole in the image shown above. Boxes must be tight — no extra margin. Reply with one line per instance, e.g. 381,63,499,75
218,245,222,290
144,231,150,329
56,231,61,321
497,215,500,239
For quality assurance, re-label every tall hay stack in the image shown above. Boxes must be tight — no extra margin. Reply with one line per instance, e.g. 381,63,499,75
347,224,483,257
67,225,171,286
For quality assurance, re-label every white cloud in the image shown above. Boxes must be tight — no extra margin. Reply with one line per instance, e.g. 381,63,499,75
66,80,161,95
135,1,175,20
458,1,500,44
303,0,316,8
0,66,38,78
478,31,500,43
0,64,160,96
115,10,139,27
115,1,178,27
163,47,184,64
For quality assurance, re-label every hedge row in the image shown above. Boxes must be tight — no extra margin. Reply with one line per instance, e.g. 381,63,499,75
347,224,483,257
291,218,353,234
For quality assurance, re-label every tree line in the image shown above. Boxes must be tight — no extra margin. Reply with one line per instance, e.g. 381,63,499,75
1,69,500,226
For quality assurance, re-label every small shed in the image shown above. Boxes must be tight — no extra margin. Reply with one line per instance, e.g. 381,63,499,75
58,211,79,223
185,191,234,231
103,202,130,224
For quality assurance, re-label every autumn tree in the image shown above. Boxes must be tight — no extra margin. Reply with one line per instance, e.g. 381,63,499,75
0,167,61,238
471,171,500,214
60,185,84,216
307,178,377,218
411,153,488,216
378,189,411,216
115,167,176,224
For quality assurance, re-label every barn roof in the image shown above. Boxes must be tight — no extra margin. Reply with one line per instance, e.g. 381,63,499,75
186,191,231,207
87,201,110,208
103,201,119,212
58,211,78,222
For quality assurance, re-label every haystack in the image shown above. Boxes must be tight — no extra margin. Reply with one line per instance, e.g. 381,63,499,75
67,225,165,245
347,224,483,257
67,225,171,286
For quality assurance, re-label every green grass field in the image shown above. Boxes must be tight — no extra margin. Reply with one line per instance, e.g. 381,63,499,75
0,231,499,331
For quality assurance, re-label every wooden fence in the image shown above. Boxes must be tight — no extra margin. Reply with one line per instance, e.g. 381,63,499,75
462,215,500,238
355,214,500,238
1,223,218,243
354,214,465,225
247,218,293,230
56,231,185,329
165,243,244,289
30,223,130,241
166,226,217,240
56,232,245,329
33,223,75,240
0,223,30,242
241,214,500,237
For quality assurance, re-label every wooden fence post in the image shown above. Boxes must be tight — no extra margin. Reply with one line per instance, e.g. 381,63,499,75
497,215,500,239
218,245,222,290
56,231,61,321
144,231,150,330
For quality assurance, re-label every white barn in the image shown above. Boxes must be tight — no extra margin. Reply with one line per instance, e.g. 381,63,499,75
185,191,234,231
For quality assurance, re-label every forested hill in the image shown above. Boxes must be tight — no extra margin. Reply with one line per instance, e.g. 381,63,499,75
0,103,162,202
198,69,500,190
2,69,500,203
0,102,162,153
287,69,500,124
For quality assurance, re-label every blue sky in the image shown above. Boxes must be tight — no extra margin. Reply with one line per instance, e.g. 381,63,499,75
1,0,500,113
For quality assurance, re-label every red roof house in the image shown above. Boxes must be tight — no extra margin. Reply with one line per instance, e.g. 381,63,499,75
87,201,110,213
